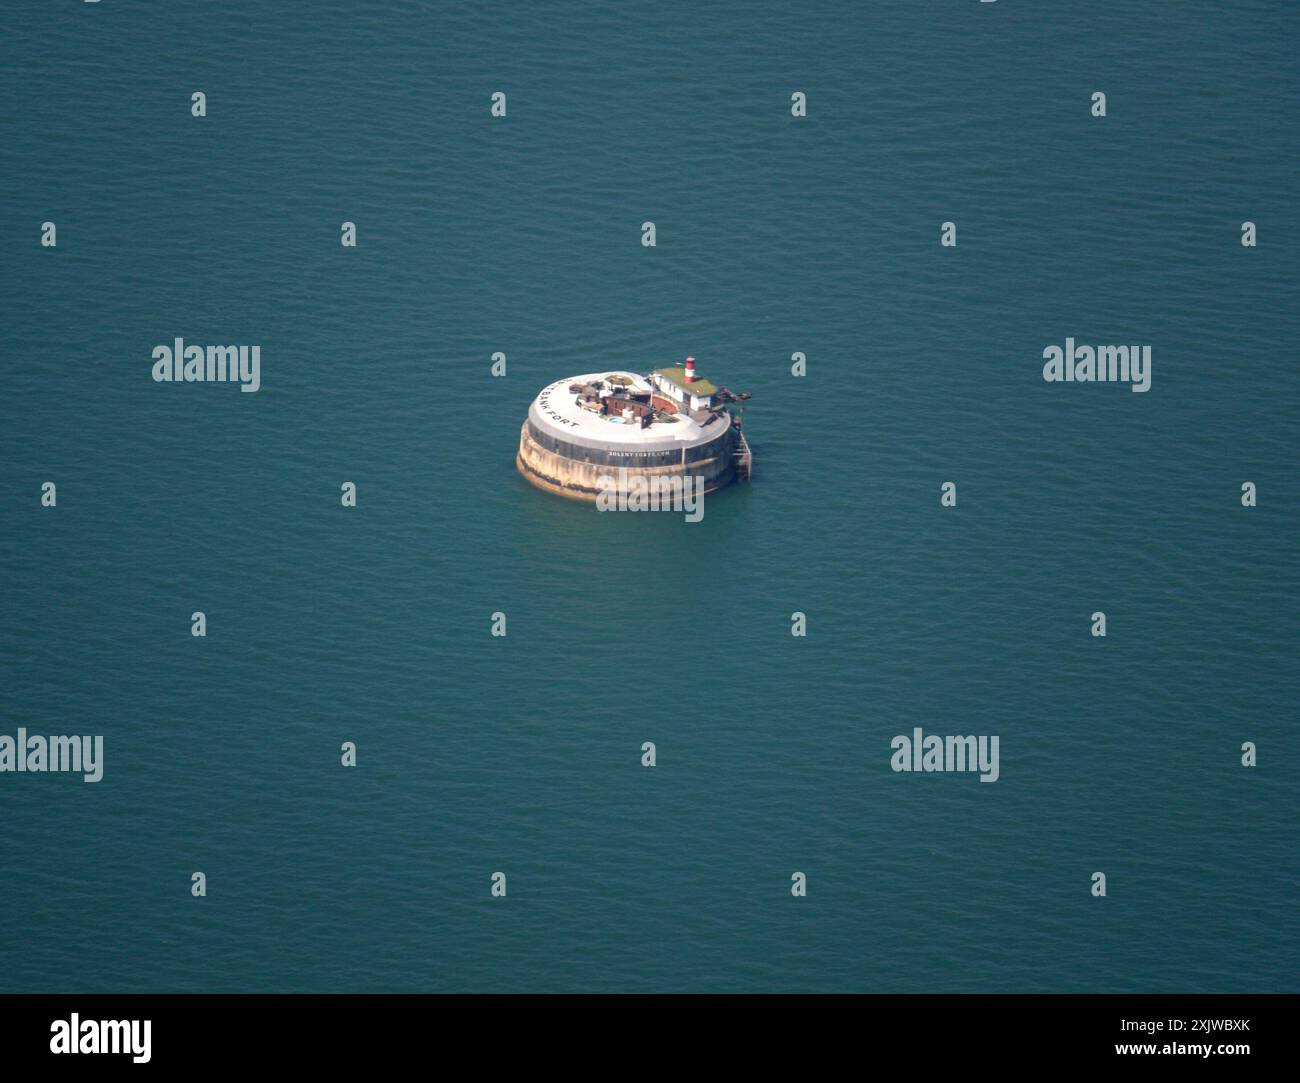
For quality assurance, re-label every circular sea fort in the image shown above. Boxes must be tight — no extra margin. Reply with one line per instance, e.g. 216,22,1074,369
516,360,751,502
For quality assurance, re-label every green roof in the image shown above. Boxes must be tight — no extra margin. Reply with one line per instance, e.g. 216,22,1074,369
655,367,718,397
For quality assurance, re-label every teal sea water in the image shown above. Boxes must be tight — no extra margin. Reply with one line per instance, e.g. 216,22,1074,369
1,1,1297,992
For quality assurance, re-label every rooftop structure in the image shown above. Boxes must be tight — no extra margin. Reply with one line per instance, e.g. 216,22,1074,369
530,372,725,450
650,357,718,411
654,366,718,398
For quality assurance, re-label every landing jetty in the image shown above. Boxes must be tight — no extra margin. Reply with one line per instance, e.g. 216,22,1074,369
516,357,752,502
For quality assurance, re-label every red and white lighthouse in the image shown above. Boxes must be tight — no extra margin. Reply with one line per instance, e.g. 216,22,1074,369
684,356,697,383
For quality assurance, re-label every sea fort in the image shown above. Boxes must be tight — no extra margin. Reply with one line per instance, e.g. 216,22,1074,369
517,357,752,502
